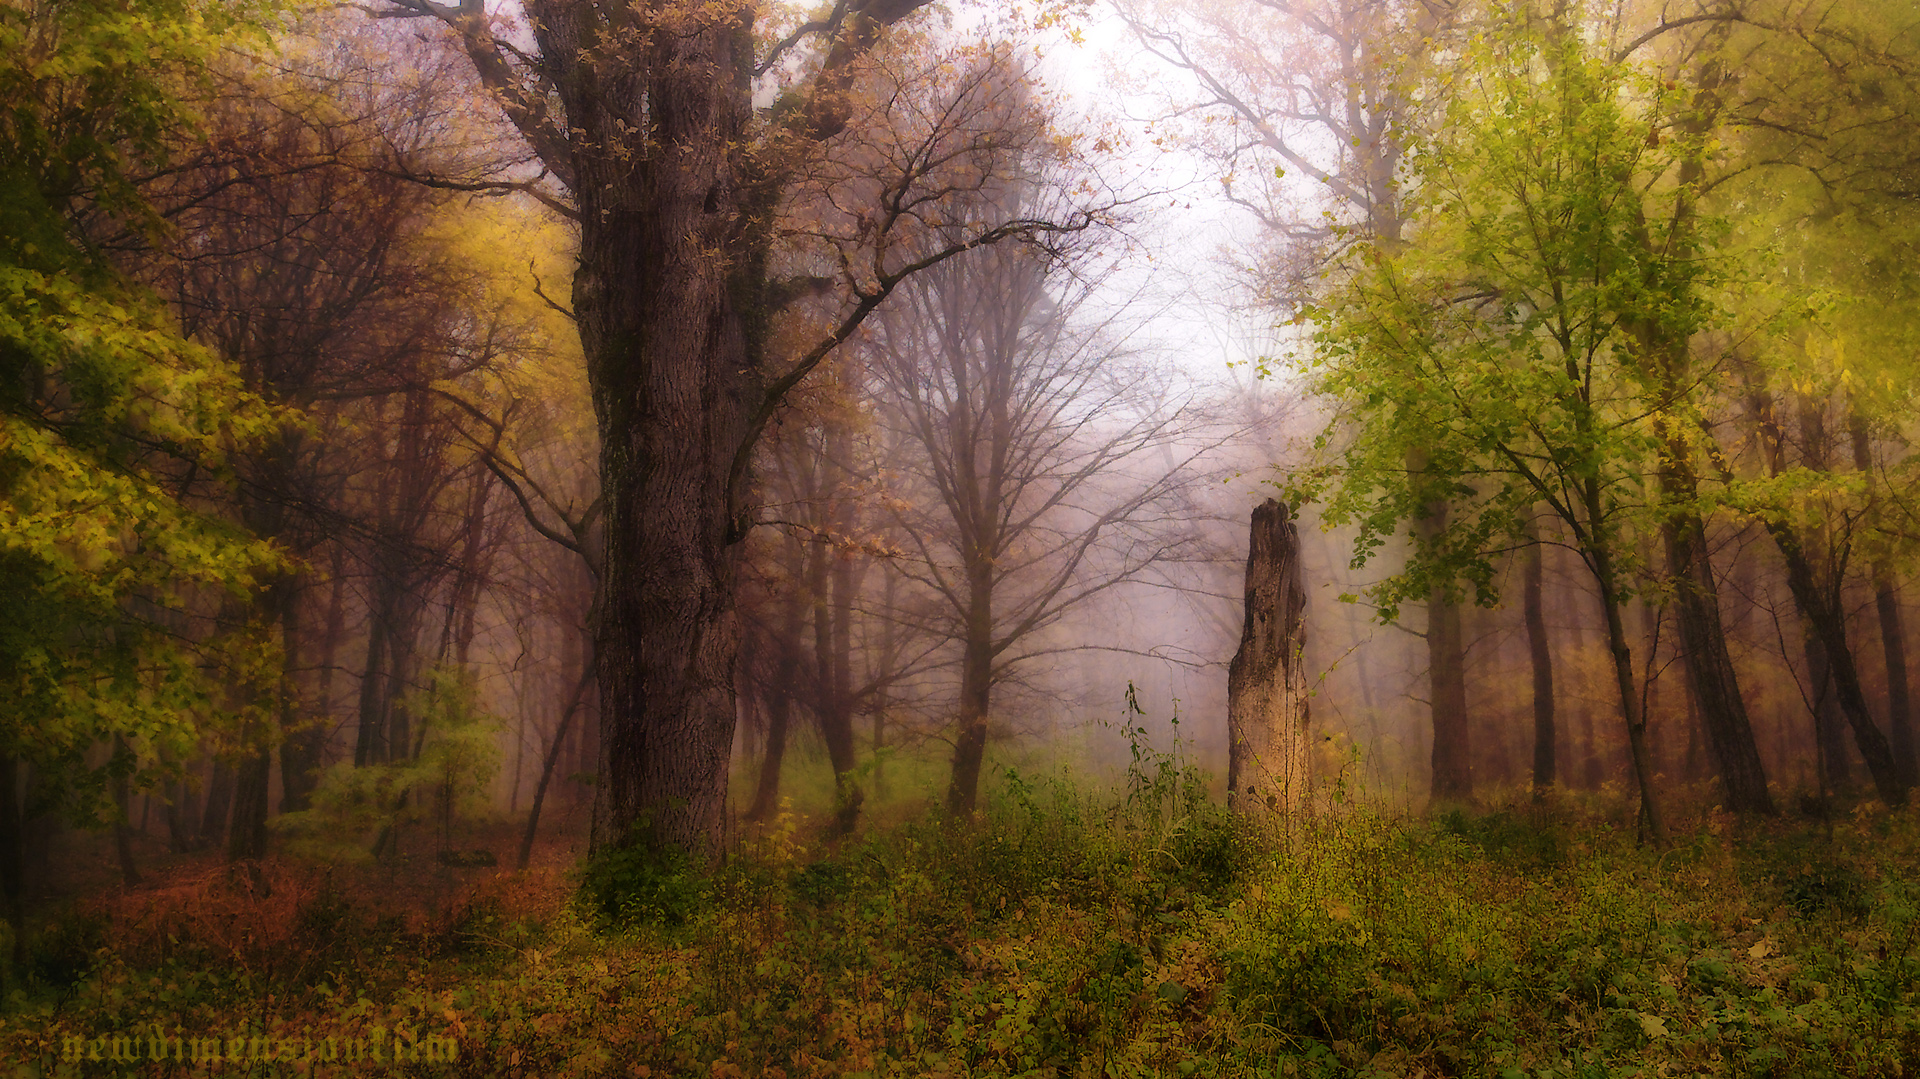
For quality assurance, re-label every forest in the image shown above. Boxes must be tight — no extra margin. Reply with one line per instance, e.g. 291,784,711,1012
2,0,1920,1074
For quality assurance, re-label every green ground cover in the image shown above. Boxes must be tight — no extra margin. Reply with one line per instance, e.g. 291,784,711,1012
5,759,1919,1078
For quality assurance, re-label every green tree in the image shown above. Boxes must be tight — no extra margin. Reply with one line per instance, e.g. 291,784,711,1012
1300,7,1738,843
0,0,284,931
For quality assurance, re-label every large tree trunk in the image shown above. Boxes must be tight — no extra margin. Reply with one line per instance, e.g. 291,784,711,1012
1523,521,1556,794
1227,500,1310,819
579,15,757,857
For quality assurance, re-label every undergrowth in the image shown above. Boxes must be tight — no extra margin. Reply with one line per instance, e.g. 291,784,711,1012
4,754,1920,1077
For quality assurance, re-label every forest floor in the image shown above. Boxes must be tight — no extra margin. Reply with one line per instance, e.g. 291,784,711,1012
4,764,1919,1078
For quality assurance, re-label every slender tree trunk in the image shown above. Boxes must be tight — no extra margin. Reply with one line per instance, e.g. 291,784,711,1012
386,603,419,765
1875,584,1917,785
1852,415,1919,786
0,755,21,971
872,572,898,801
743,671,793,823
450,470,495,672
1661,504,1773,813
199,757,235,849
164,780,195,854
1631,76,1771,814
1739,391,1905,803
230,580,286,862
1768,526,1907,804
227,743,272,862
747,553,804,822
1413,461,1472,801
946,567,996,816
1585,485,1665,844
354,587,393,766
1426,589,1471,800
280,579,326,813
518,655,596,870
1523,521,1556,794
111,739,141,886
812,504,862,832
1226,500,1310,819
1803,622,1853,793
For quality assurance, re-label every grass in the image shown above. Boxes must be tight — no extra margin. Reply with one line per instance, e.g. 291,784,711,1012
5,755,1920,1078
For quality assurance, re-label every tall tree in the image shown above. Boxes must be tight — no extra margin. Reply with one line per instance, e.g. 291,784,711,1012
868,231,1207,815
378,0,1103,854
1299,6,1762,844
0,0,283,925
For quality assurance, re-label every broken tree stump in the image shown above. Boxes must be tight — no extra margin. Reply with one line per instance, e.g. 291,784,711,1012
1227,498,1310,820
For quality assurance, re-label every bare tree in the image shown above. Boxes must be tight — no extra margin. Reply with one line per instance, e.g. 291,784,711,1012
866,223,1213,814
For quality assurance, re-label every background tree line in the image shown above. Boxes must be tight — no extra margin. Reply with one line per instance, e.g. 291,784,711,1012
9,0,1920,934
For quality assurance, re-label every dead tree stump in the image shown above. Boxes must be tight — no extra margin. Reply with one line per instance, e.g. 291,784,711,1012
1227,499,1310,820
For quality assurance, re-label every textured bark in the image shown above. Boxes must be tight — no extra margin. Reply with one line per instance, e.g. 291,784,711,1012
1523,526,1556,793
578,16,757,854
1227,500,1311,819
